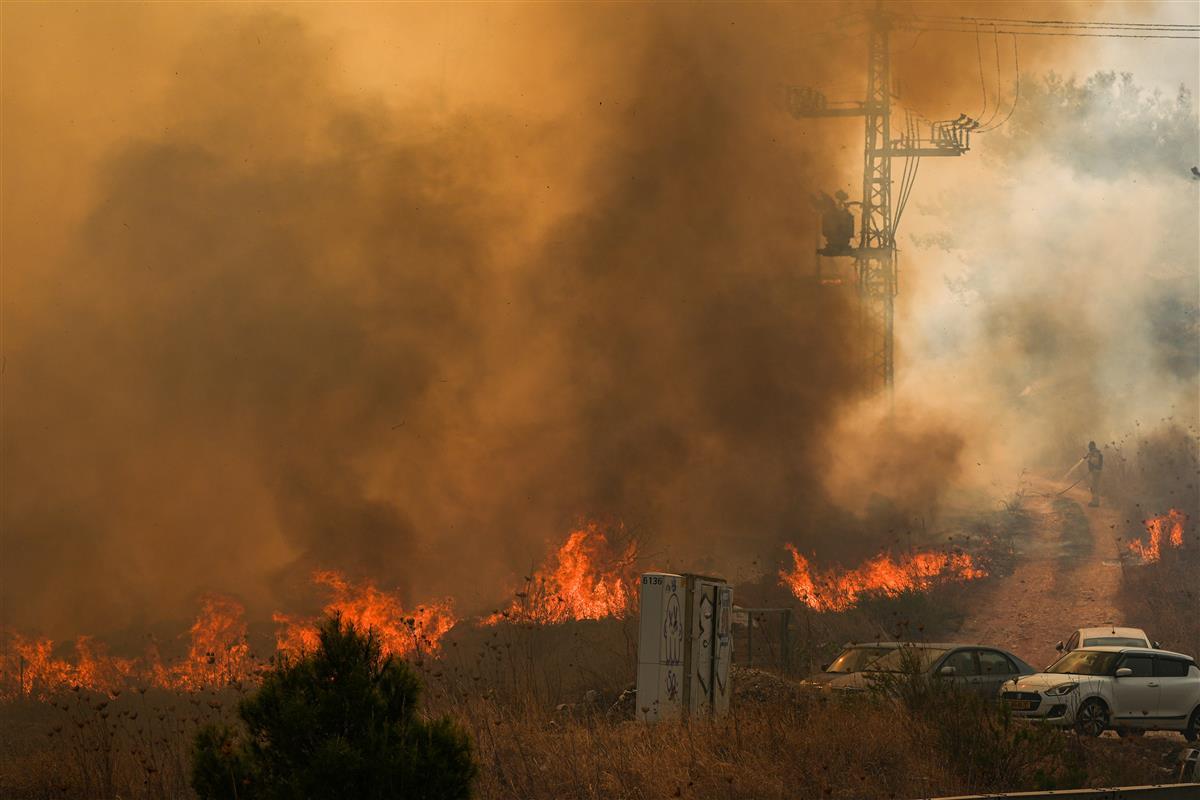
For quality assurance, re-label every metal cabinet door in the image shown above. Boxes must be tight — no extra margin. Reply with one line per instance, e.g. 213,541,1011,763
685,578,717,716
712,586,733,715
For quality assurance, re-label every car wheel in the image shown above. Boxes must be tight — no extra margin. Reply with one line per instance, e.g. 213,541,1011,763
1117,728,1144,738
1186,709,1200,743
1076,699,1108,737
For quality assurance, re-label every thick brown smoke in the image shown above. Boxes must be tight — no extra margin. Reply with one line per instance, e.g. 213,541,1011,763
2,2,1089,638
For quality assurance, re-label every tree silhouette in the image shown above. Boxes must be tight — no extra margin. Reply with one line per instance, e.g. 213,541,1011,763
192,614,474,799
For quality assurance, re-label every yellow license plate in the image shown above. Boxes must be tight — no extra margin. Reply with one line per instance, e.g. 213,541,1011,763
1008,700,1034,710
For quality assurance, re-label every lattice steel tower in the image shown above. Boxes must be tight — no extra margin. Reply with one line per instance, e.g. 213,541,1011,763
789,5,973,396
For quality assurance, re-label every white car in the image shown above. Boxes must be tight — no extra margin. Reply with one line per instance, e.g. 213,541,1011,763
1055,625,1157,654
1001,646,1200,738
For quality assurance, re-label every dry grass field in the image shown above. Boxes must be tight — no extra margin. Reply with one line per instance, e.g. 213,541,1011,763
1,480,1195,800
1,663,1187,800
3,580,1194,800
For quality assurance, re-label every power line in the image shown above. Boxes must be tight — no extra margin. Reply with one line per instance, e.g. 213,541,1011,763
892,111,922,231
896,113,915,216
911,14,1199,31
893,145,920,234
974,23,989,123
979,24,1003,129
909,28,1198,40
905,23,1199,40
977,34,1020,134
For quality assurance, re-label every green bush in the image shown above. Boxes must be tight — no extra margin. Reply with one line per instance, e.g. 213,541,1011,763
192,614,475,799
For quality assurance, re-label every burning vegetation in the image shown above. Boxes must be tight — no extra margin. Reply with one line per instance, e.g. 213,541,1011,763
274,570,457,661
1127,509,1187,563
1,595,255,699
1,525,639,699
1,573,457,700
169,595,254,692
485,522,639,625
778,544,987,612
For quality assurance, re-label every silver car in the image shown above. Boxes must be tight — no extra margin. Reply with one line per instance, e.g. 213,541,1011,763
816,642,1036,697
802,641,900,689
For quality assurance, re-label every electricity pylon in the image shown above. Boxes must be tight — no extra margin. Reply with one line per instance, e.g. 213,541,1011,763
789,6,975,398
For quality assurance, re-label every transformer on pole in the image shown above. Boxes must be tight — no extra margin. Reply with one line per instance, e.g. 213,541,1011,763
789,5,974,397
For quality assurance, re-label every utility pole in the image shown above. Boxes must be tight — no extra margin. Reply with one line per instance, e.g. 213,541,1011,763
789,4,974,398
859,7,897,395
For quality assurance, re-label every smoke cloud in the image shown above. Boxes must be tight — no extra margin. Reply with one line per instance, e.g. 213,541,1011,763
1,1,1124,638
895,69,1199,492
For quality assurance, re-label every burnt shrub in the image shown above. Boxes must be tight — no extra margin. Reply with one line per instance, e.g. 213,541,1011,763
867,652,1080,792
192,614,475,799
912,682,1080,791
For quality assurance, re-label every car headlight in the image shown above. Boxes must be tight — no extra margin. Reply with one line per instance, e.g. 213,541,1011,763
1045,683,1078,696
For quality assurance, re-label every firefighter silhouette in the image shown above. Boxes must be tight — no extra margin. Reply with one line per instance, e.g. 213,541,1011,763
1085,440,1104,507
811,189,857,256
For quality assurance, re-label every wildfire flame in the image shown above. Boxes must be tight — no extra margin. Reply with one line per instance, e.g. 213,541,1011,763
779,544,987,612
1,594,256,699
274,571,457,661
486,522,638,624
2,576,455,700
1128,508,1187,563
170,595,255,691
2,632,67,698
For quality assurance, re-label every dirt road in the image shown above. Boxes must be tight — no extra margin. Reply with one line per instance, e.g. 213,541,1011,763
958,476,1128,669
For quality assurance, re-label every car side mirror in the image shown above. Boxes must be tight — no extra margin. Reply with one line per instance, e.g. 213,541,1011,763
1152,641,1161,649
938,665,956,677
820,663,830,672
1055,641,1065,652
1115,667,1133,678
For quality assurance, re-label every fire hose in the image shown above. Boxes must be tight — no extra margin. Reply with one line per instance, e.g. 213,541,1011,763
1054,476,1085,496
1026,478,1084,499
1055,457,1090,495
1026,458,1086,498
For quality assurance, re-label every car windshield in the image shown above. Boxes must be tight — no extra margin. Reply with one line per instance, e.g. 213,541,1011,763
1046,650,1121,676
866,647,951,673
827,646,893,673
1082,636,1146,648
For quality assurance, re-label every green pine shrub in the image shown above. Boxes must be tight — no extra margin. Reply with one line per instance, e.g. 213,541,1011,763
192,614,475,799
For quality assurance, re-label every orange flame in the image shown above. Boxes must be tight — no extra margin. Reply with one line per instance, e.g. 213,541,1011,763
168,594,255,691
779,544,987,612
1,594,256,699
486,522,638,624
2,632,68,697
1128,508,1187,563
72,636,137,694
274,571,457,661
2,576,455,699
